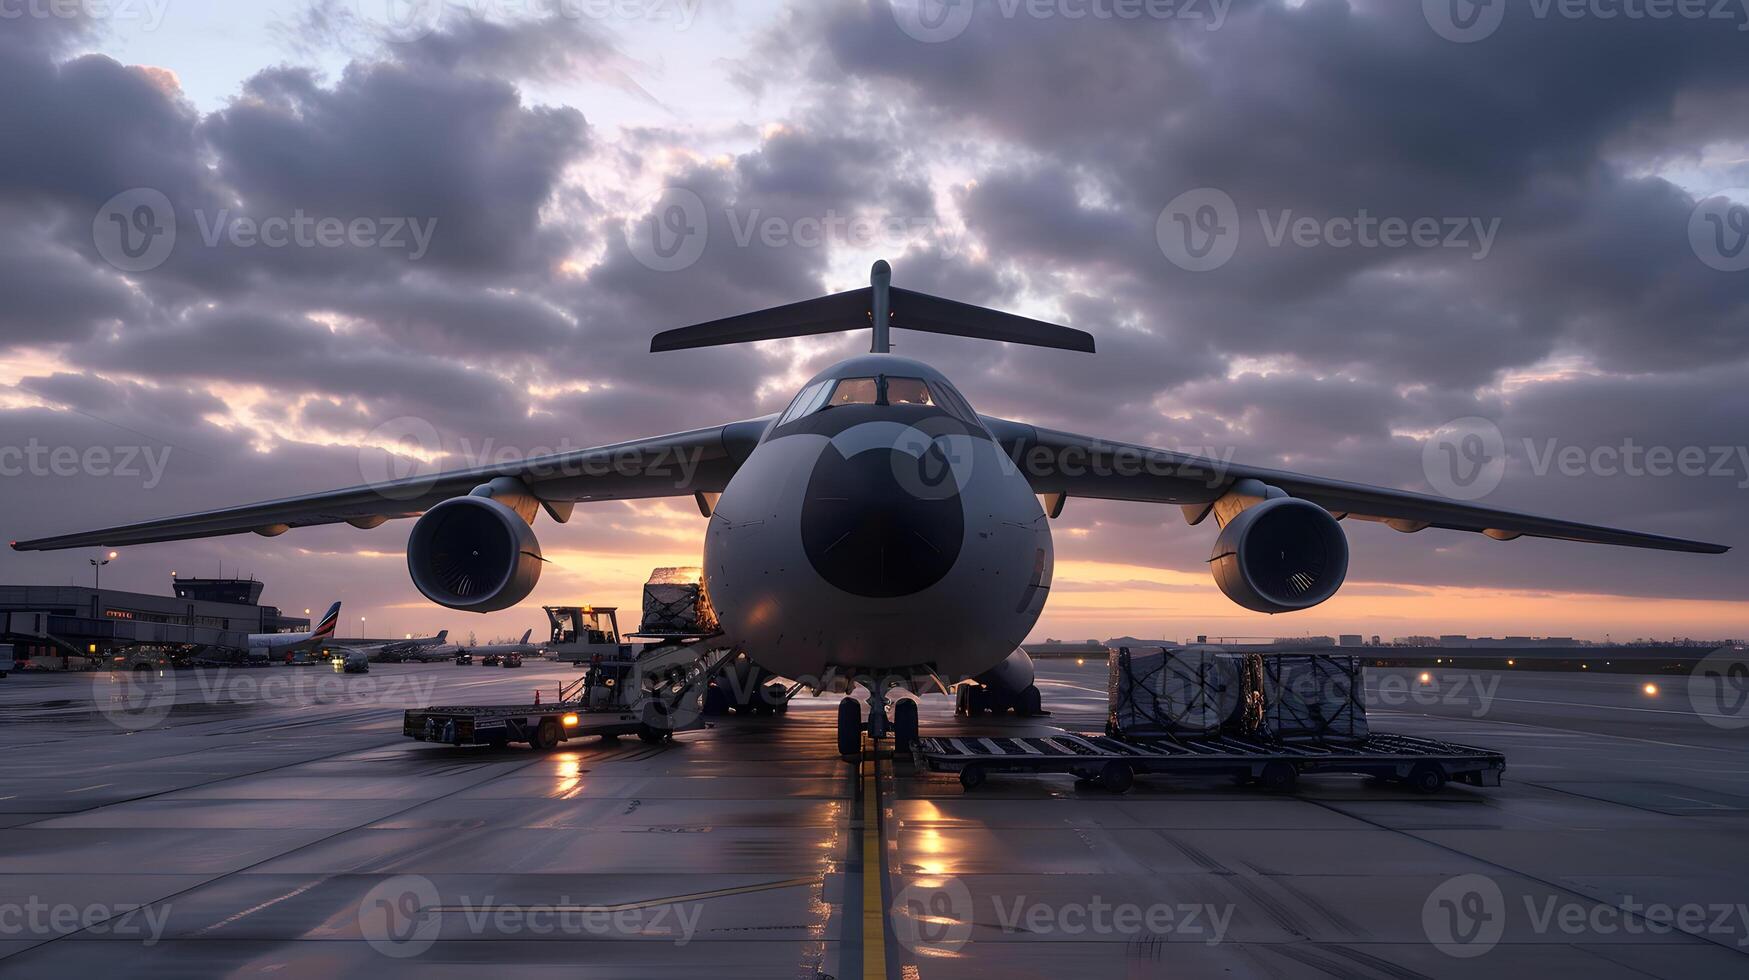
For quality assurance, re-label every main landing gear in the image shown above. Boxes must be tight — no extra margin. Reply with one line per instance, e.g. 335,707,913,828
836,684,921,759
954,681,1045,718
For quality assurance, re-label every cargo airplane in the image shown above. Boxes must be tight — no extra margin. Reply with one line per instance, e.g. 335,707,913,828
13,262,1728,753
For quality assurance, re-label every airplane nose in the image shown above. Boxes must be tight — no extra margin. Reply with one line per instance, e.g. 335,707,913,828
801,440,964,598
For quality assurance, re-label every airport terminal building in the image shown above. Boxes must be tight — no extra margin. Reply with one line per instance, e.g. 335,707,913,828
0,577,309,668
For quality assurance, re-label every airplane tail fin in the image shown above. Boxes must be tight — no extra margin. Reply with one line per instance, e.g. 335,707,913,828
312,602,341,640
650,260,1094,355
434,630,448,644
520,629,532,644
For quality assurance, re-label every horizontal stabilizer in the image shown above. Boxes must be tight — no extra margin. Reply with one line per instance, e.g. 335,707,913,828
651,288,873,352
650,261,1095,355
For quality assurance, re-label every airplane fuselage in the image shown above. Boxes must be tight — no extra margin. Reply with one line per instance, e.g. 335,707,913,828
703,354,1052,683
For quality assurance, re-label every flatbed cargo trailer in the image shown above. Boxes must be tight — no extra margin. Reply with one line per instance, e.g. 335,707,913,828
915,730,1505,794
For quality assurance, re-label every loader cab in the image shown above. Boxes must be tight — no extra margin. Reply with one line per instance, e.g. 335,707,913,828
543,605,633,665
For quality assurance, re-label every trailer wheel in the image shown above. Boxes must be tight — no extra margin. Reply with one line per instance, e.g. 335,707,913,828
1021,685,1043,717
1408,763,1447,794
1100,761,1135,794
637,724,671,745
892,698,919,752
836,697,862,757
533,718,561,751
1259,761,1298,791
959,764,986,790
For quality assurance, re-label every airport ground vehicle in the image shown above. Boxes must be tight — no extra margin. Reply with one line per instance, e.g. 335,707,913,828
502,653,522,668
546,606,637,665
405,638,735,749
481,653,501,667
454,652,472,665
916,730,1505,794
0,643,12,678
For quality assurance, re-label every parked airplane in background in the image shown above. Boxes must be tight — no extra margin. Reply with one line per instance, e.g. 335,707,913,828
436,629,538,663
338,630,448,663
245,601,340,664
14,262,1728,752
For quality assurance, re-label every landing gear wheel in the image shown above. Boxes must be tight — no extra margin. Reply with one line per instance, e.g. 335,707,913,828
1259,761,1298,792
892,698,920,752
1100,760,1135,794
1021,685,1043,718
637,724,672,745
533,718,561,751
959,764,986,790
836,697,862,757
763,683,789,715
1408,763,1447,794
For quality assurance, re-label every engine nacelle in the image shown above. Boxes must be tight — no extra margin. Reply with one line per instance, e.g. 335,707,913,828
1210,496,1348,613
407,496,543,613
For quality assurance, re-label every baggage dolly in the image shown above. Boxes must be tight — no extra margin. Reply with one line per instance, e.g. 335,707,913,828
915,730,1506,794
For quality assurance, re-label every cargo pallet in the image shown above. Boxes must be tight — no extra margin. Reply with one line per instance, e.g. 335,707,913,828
914,730,1505,794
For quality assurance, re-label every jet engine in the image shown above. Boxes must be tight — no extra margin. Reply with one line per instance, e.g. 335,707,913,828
1209,495,1348,614
407,495,543,613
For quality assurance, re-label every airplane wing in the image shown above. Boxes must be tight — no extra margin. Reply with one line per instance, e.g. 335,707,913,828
983,417,1729,555
12,418,774,552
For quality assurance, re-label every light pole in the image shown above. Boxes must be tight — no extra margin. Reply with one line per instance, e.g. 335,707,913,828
359,616,366,640
89,551,117,591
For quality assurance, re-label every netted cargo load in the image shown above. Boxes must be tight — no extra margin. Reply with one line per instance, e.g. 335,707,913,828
1107,646,1242,736
1262,654,1368,742
641,567,718,635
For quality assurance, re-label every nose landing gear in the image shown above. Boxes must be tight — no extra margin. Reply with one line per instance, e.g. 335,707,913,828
836,684,922,759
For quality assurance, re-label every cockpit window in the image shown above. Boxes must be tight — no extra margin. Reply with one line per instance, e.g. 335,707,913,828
778,374,979,426
778,379,832,426
828,377,879,406
885,377,933,406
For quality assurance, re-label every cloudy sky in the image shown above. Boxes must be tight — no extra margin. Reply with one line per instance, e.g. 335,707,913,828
1,0,1745,644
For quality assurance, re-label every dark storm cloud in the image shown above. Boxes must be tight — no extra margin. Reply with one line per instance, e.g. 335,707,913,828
202,60,589,273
